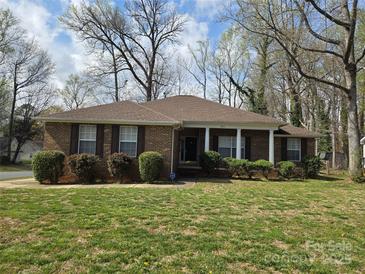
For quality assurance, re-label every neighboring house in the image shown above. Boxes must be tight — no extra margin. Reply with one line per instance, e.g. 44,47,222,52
38,95,321,178
0,136,42,163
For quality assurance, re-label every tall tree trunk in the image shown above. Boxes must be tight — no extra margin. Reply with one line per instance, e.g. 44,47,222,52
287,70,302,127
256,37,269,115
345,67,362,176
112,48,119,102
11,141,22,164
340,96,349,167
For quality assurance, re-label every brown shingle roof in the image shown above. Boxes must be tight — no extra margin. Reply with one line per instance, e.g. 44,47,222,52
39,100,178,125
141,95,284,125
277,124,322,138
39,95,320,138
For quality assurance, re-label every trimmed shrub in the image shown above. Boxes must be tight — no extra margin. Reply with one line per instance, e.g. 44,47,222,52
224,157,249,178
139,151,163,182
302,156,322,178
252,159,273,179
277,161,296,178
107,152,132,182
68,154,100,183
32,150,65,183
199,151,221,175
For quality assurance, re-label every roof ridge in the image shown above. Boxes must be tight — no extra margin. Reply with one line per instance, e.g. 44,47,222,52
131,101,178,122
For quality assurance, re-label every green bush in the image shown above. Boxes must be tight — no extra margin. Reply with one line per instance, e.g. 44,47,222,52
277,161,296,178
199,151,221,175
252,159,273,179
139,151,163,182
224,157,249,177
107,152,132,182
302,156,322,178
253,159,273,171
68,154,100,183
32,150,65,183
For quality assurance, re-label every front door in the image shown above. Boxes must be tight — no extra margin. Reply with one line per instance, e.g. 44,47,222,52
185,137,197,161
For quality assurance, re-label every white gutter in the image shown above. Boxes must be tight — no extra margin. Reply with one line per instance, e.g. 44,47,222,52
274,134,322,138
182,121,282,131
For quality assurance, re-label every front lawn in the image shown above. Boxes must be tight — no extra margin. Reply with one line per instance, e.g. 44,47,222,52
1,176,365,273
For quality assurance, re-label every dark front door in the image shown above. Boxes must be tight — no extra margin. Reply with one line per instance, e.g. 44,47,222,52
185,137,197,161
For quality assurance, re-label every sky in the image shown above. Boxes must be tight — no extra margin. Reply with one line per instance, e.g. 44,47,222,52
0,0,229,89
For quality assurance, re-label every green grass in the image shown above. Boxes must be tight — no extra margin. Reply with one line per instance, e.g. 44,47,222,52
0,163,32,172
1,176,365,273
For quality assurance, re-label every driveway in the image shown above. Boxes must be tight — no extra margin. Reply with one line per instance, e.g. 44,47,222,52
0,171,33,180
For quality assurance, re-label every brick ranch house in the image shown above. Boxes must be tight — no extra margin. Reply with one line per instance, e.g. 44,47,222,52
38,95,321,179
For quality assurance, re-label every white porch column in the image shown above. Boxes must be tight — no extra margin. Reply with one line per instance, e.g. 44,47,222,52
204,127,210,152
269,129,274,164
236,128,241,159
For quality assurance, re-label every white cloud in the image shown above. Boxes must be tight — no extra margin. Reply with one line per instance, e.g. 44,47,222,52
173,14,209,61
0,0,89,89
194,0,228,19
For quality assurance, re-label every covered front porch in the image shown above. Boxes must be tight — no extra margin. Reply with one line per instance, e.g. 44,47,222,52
176,126,276,170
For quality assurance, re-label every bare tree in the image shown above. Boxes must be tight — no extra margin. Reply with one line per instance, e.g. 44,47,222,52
185,40,210,99
227,0,365,176
0,9,23,66
59,74,94,110
60,0,185,101
85,30,128,102
11,84,54,163
6,39,54,159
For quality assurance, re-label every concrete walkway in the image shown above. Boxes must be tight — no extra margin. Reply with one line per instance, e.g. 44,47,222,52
0,177,196,189
0,171,33,180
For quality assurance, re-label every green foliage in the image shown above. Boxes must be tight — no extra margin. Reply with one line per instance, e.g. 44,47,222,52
32,150,65,183
138,151,163,182
277,161,296,178
223,157,249,177
316,98,332,153
199,151,221,175
68,154,100,183
351,175,365,184
252,159,273,171
107,153,132,182
302,156,322,178
252,159,273,179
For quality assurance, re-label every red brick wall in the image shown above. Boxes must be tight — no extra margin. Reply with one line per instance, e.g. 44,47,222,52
43,123,174,180
44,123,71,154
307,138,316,156
274,137,316,163
144,125,173,178
103,125,112,158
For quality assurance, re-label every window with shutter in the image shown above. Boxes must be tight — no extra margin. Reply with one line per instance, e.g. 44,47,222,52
119,126,138,157
78,125,97,154
287,138,301,161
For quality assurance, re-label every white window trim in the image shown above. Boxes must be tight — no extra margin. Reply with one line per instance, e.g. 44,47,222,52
218,136,246,159
287,138,301,162
119,126,138,157
78,124,97,154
